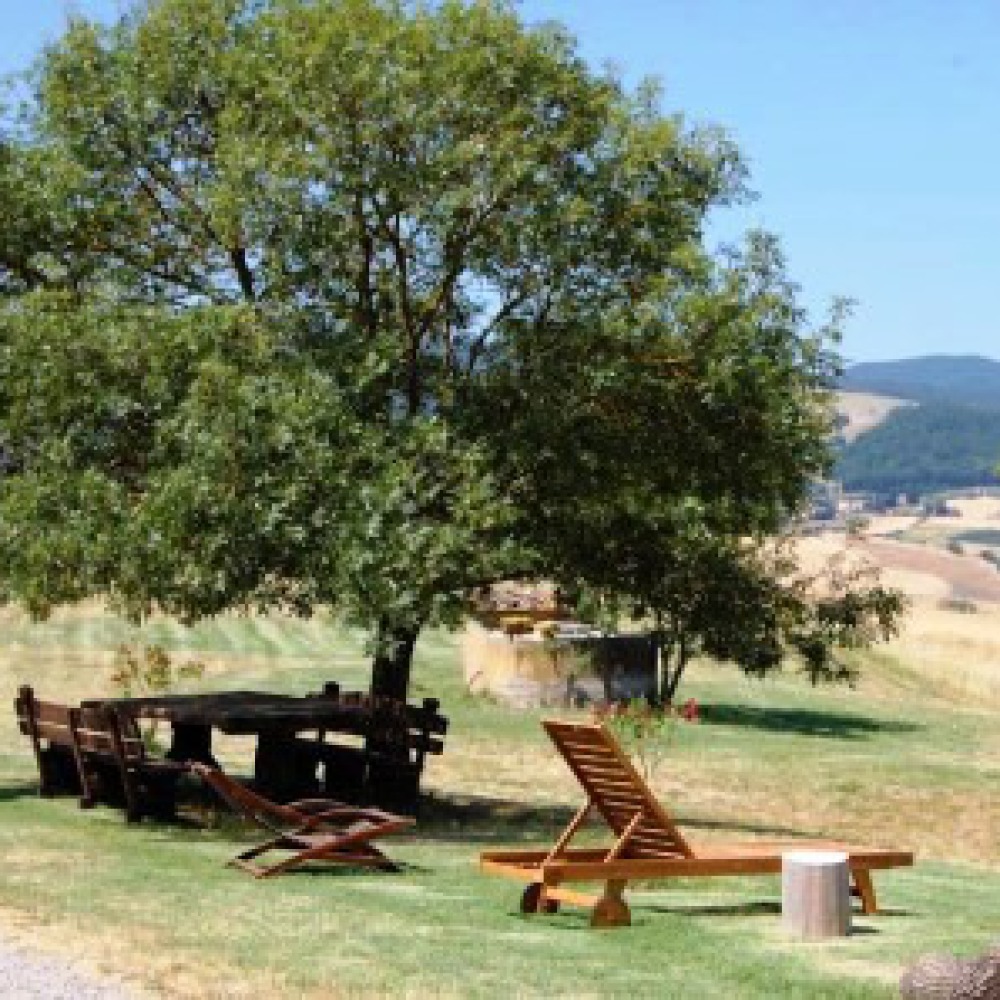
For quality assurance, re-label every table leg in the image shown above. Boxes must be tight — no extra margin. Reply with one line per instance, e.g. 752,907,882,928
253,733,320,803
166,723,218,767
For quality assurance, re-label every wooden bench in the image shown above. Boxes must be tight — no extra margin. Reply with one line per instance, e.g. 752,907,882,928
73,705,188,822
15,686,186,822
254,684,448,814
14,686,88,801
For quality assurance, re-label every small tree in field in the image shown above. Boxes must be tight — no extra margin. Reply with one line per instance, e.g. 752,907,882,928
0,0,900,698
646,541,904,703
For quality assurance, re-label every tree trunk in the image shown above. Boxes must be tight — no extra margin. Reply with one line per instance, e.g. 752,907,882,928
660,636,689,705
369,621,420,702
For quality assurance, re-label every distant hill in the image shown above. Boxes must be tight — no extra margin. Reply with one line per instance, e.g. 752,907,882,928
836,402,1000,495
841,355,1000,408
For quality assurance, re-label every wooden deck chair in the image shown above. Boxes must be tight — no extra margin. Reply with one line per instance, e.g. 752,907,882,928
190,763,414,878
480,720,913,927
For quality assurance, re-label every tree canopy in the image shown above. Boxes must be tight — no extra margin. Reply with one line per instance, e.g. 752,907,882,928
0,0,898,698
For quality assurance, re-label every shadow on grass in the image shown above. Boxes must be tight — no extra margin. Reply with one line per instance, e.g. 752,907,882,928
0,782,44,802
640,901,906,924
416,792,816,843
697,703,920,740
647,899,781,918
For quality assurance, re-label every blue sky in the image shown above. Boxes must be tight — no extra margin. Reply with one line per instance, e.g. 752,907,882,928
3,1,998,363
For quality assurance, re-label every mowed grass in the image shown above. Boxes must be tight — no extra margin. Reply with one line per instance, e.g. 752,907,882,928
0,601,998,998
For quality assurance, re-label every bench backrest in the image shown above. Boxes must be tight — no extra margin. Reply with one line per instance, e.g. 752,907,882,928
14,687,78,750
73,705,147,764
311,684,448,762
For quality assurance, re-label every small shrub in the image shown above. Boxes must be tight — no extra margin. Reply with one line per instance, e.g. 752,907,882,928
591,698,699,781
110,643,205,748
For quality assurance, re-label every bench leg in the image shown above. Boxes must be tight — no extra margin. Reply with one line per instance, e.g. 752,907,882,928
590,880,630,928
851,869,878,915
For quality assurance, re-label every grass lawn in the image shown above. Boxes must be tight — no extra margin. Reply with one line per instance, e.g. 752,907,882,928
1,601,998,998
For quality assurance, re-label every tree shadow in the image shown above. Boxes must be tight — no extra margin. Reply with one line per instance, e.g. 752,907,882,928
415,791,820,843
680,815,828,839
647,899,781,918
416,792,578,843
697,703,920,740
0,782,43,803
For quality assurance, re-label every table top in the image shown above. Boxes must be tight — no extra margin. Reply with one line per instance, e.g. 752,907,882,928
81,689,445,737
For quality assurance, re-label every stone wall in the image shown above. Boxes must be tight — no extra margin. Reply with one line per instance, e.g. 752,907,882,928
462,624,656,708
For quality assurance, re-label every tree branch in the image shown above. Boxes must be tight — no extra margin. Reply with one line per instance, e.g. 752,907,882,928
466,284,541,373
230,246,255,301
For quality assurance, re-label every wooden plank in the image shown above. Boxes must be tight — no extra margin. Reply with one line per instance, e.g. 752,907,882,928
851,868,879,915
32,701,76,725
559,752,629,773
575,769,644,793
543,801,592,864
66,708,96,808
73,730,116,754
16,687,48,794
587,789,649,812
606,811,644,862
573,766,654,794
33,720,76,745
537,849,914,883
545,722,607,741
480,847,608,867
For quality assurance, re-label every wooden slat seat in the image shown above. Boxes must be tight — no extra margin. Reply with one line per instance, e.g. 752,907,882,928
480,719,914,928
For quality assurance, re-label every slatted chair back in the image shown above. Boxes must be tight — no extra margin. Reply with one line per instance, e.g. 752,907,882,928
14,686,77,749
190,763,311,835
73,705,146,762
13,686,88,797
543,719,693,860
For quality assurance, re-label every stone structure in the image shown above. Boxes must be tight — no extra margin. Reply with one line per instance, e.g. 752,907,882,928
462,623,656,708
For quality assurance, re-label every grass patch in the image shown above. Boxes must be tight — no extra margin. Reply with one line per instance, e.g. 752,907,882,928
1,604,998,997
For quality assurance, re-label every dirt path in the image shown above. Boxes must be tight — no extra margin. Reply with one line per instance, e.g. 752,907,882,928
0,930,139,1000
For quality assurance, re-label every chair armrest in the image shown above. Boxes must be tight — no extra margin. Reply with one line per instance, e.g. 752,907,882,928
286,797,349,814
296,806,415,832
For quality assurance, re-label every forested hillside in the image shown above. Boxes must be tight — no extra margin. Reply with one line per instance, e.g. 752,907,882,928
837,402,1000,495
841,355,1000,408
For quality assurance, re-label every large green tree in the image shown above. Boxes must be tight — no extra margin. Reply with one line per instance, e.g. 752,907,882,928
0,0,895,699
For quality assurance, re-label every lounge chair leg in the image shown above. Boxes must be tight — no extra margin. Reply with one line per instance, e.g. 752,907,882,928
521,883,559,915
851,869,878,915
590,880,630,929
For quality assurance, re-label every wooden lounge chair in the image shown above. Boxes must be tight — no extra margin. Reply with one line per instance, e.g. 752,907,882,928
190,762,414,877
480,720,913,927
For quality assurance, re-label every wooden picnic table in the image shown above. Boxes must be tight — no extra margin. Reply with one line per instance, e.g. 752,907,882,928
80,687,447,811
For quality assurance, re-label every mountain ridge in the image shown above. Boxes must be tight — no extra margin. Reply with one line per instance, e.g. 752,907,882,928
841,354,1000,409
